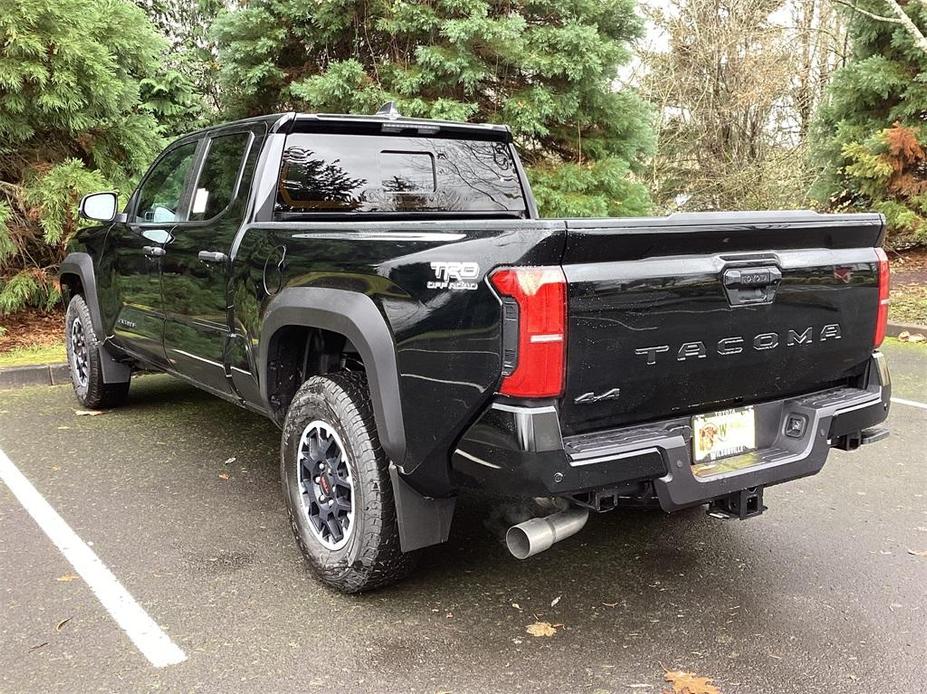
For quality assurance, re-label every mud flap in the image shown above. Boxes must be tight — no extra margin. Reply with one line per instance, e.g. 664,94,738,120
389,463,455,552
99,341,131,384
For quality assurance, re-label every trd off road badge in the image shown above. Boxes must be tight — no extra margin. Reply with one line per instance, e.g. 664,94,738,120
428,261,480,290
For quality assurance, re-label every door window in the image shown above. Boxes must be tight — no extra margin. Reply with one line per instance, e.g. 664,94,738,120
134,141,198,223
189,132,251,221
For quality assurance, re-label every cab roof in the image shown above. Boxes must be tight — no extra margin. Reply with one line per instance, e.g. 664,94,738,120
184,105,513,142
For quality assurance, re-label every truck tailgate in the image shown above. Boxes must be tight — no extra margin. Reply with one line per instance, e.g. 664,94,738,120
559,212,885,436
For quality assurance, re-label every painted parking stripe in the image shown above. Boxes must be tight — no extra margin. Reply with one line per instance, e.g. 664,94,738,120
0,449,186,668
891,397,927,411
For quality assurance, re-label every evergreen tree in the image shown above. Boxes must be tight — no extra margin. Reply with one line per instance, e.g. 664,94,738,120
0,0,180,313
811,0,927,248
135,0,227,127
213,0,654,217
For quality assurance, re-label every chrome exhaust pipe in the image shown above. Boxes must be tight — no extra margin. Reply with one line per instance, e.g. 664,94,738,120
505,508,589,559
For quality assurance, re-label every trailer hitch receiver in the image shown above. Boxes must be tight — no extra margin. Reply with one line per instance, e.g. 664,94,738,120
708,487,766,520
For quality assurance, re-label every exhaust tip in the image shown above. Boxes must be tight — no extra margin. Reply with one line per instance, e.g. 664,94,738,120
505,508,589,560
506,526,532,560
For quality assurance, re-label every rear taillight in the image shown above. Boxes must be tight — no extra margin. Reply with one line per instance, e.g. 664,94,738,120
489,266,566,398
874,247,889,348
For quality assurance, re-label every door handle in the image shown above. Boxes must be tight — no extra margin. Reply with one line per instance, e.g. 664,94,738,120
142,245,166,258
198,250,228,264
722,265,782,306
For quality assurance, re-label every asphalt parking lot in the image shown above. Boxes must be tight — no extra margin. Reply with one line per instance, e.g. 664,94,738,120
1,342,925,693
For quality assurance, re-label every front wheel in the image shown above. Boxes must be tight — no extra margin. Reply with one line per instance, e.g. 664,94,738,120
281,371,415,593
65,294,129,409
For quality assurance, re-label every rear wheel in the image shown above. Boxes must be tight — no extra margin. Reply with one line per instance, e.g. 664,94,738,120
65,295,130,409
281,371,415,593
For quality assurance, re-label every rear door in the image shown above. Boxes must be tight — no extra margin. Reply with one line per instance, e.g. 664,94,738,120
159,125,263,395
557,212,885,436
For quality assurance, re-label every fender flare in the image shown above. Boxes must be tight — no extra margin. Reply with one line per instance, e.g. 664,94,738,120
259,287,406,466
59,253,104,336
59,253,131,384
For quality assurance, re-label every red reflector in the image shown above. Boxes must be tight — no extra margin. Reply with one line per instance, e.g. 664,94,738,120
490,266,566,398
874,247,889,348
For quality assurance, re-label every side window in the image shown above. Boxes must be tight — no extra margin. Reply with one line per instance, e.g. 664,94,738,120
189,132,251,221
135,142,198,223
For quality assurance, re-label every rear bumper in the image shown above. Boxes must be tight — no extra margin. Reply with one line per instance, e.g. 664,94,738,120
452,352,891,511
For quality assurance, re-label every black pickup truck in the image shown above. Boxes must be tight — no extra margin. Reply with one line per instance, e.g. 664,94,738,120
61,107,892,592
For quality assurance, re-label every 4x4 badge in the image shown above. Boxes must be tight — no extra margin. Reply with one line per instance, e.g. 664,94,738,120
574,387,621,404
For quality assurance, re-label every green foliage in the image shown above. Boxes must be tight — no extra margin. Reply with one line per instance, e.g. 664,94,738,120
134,0,227,128
0,269,59,314
213,0,654,217
23,160,112,246
139,69,205,134
0,202,14,265
0,0,184,314
810,1,927,248
530,158,651,217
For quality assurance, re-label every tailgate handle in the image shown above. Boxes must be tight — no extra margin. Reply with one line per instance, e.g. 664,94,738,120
722,266,781,306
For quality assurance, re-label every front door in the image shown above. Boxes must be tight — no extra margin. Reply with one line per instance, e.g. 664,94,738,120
159,128,259,395
108,139,200,368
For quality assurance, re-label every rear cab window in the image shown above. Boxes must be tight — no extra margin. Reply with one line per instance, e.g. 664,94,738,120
275,133,527,217
190,131,252,221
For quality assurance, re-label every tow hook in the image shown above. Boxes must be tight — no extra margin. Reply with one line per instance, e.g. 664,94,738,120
707,487,766,520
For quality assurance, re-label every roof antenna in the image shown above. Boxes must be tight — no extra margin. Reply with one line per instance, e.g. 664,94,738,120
376,101,402,120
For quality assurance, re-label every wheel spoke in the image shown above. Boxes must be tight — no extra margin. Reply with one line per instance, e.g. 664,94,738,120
325,515,343,543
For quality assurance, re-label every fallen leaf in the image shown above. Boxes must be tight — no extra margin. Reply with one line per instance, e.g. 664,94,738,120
907,549,927,557
898,330,911,341
56,574,79,582
218,473,230,480
526,621,557,637
550,595,561,607
74,409,105,416
55,618,71,632
663,670,721,694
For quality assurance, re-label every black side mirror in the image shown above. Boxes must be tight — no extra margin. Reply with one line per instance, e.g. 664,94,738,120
79,192,119,222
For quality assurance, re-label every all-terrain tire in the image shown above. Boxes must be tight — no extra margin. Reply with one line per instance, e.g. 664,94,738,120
65,294,130,409
281,371,416,593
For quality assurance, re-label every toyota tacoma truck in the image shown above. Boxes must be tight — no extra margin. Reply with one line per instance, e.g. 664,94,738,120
61,106,892,592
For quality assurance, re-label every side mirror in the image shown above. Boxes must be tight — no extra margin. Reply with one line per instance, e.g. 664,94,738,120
79,192,118,222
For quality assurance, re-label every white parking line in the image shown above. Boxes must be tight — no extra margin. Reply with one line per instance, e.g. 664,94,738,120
0,448,186,668
891,397,927,411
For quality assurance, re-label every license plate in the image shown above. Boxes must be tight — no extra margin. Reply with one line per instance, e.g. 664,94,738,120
692,406,756,464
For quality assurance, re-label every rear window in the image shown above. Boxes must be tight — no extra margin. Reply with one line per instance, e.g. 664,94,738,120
275,133,526,215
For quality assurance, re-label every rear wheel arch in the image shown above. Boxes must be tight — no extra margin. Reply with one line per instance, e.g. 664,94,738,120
259,287,406,466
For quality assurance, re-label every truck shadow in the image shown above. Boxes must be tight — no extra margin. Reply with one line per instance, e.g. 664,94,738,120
125,375,769,618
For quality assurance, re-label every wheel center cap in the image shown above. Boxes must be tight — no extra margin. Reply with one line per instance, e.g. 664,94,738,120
319,474,333,496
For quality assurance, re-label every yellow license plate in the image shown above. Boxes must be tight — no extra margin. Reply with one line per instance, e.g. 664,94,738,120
692,406,756,464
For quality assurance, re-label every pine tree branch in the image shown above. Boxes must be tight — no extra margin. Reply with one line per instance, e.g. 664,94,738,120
832,0,927,54
884,0,927,54
831,0,902,25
